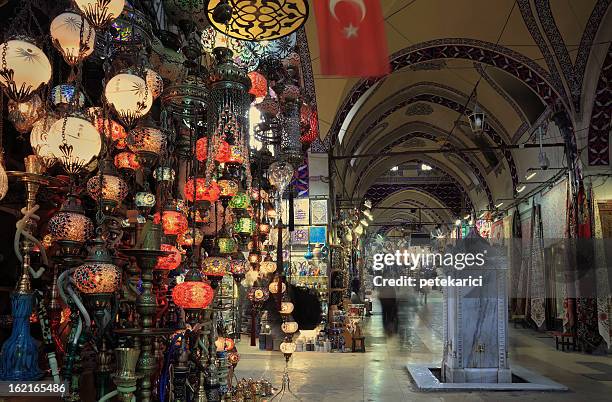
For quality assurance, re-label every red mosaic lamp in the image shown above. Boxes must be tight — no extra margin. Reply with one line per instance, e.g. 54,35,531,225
156,244,182,270
114,151,140,173
248,71,267,98
154,205,188,237
185,178,221,212
214,140,231,163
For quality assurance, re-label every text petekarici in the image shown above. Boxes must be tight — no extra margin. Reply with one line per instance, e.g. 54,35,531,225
373,275,484,288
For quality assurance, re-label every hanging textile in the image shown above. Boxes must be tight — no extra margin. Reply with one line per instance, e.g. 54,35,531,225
510,208,526,316
540,179,568,240
529,204,546,329
563,180,576,333
490,218,504,245
593,200,611,349
575,184,603,351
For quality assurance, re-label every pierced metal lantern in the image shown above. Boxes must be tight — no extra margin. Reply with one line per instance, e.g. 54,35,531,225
206,0,308,41
74,0,125,28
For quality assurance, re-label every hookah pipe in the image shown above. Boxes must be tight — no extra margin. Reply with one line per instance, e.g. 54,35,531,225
34,290,61,383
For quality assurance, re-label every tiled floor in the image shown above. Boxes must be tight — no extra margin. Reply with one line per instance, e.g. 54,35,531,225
235,291,612,401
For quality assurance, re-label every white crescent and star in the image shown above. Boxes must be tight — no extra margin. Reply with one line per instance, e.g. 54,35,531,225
329,0,367,38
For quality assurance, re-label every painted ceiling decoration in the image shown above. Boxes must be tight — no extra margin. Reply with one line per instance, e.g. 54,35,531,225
588,44,612,165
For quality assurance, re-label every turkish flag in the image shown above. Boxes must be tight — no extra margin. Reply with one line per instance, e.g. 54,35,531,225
314,0,390,77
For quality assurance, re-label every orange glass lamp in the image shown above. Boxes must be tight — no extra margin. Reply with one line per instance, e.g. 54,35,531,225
185,177,220,212
226,145,244,166
155,207,189,237
172,276,214,319
156,244,182,270
114,151,140,173
218,177,239,206
86,169,129,212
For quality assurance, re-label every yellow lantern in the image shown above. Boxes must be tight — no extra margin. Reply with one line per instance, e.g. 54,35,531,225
47,115,102,174
0,38,52,102
74,0,125,28
50,11,96,65
105,72,153,127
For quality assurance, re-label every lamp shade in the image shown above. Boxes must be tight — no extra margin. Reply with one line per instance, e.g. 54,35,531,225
215,337,235,352
185,178,220,203
47,115,102,174
248,71,267,98
30,115,58,167
268,281,286,294
280,301,294,315
87,173,129,209
259,260,276,274
234,217,255,235
247,287,269,303
195,137,208,161
214,140,231,163
172,280,214,310
230,259,247,275
218,179,238,198
128,125,166,154
228,192,250,210
73,263,121,294
280,341,297,354
7,95,43,133
135,191,155,208
201,256,229,277
94,117,127,149
153,166,175,182
218,237,236,254
74,0,125,28
145,68,163,100
48,198,94,244
281,321,298,334
158,210,188,236
105,73,153,127
0,38,52,102
268,161,294,193
156,244,182,270
226,145,245,165
114,151,140,171
50,12,96,65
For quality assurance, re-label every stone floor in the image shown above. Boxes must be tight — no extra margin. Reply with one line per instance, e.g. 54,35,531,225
235,291,612,401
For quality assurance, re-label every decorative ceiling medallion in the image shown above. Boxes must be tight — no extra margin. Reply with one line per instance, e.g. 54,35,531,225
207,0,309,41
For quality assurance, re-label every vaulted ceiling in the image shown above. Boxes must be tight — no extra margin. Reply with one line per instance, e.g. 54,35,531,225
304,0,612,232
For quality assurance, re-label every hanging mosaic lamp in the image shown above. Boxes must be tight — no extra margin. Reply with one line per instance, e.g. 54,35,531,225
280,301,294,315
185,178,221,207
215,337,235,352
0,37,52,102
218,234,237,255
145,68,163,100
48,195,94,255
86,162,129,211
228,191,250,211
74,0,126,28
50,84,86,111
91,112,128,149
259,256,276,275
156,206,189,237
172,279,214,311
105,72,153,127
73,236,121,294
248,71,267,99
206,0,308,41
214,140,231,163
50,11,96,66
234,217,255,236
156,244,182,270
114,151,140,172
201,256,229,282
